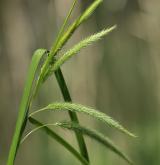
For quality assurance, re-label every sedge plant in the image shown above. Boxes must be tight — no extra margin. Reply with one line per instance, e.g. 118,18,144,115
7,0,136,164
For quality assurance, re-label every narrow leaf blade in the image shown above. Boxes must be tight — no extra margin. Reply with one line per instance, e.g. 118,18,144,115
50,0,78,57
7,49,46,165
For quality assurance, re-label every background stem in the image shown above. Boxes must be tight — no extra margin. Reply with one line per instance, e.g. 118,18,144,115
54,68,89,162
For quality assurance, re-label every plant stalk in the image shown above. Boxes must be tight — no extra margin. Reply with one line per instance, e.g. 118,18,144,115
54,68,89,162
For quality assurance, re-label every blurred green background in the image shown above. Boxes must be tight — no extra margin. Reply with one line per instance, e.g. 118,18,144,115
0,0,160,164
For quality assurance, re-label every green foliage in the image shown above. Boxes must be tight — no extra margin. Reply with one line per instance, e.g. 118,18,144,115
7,0,135,165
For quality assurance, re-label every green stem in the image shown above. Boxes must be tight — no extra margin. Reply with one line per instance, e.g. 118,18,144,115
54,68,89,162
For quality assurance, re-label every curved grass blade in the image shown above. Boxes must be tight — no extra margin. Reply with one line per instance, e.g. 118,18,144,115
29,102,136,137
27,117,89,165
7,49,47,165
57,122,133,164
51,26,116,73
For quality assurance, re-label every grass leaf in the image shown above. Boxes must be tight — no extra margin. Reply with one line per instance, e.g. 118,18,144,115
29,102,136,137
50,0,78,59
7,49,47,165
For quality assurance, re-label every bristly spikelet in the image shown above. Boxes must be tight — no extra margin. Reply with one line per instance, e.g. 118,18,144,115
47,25,116,76
29,101,136,137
